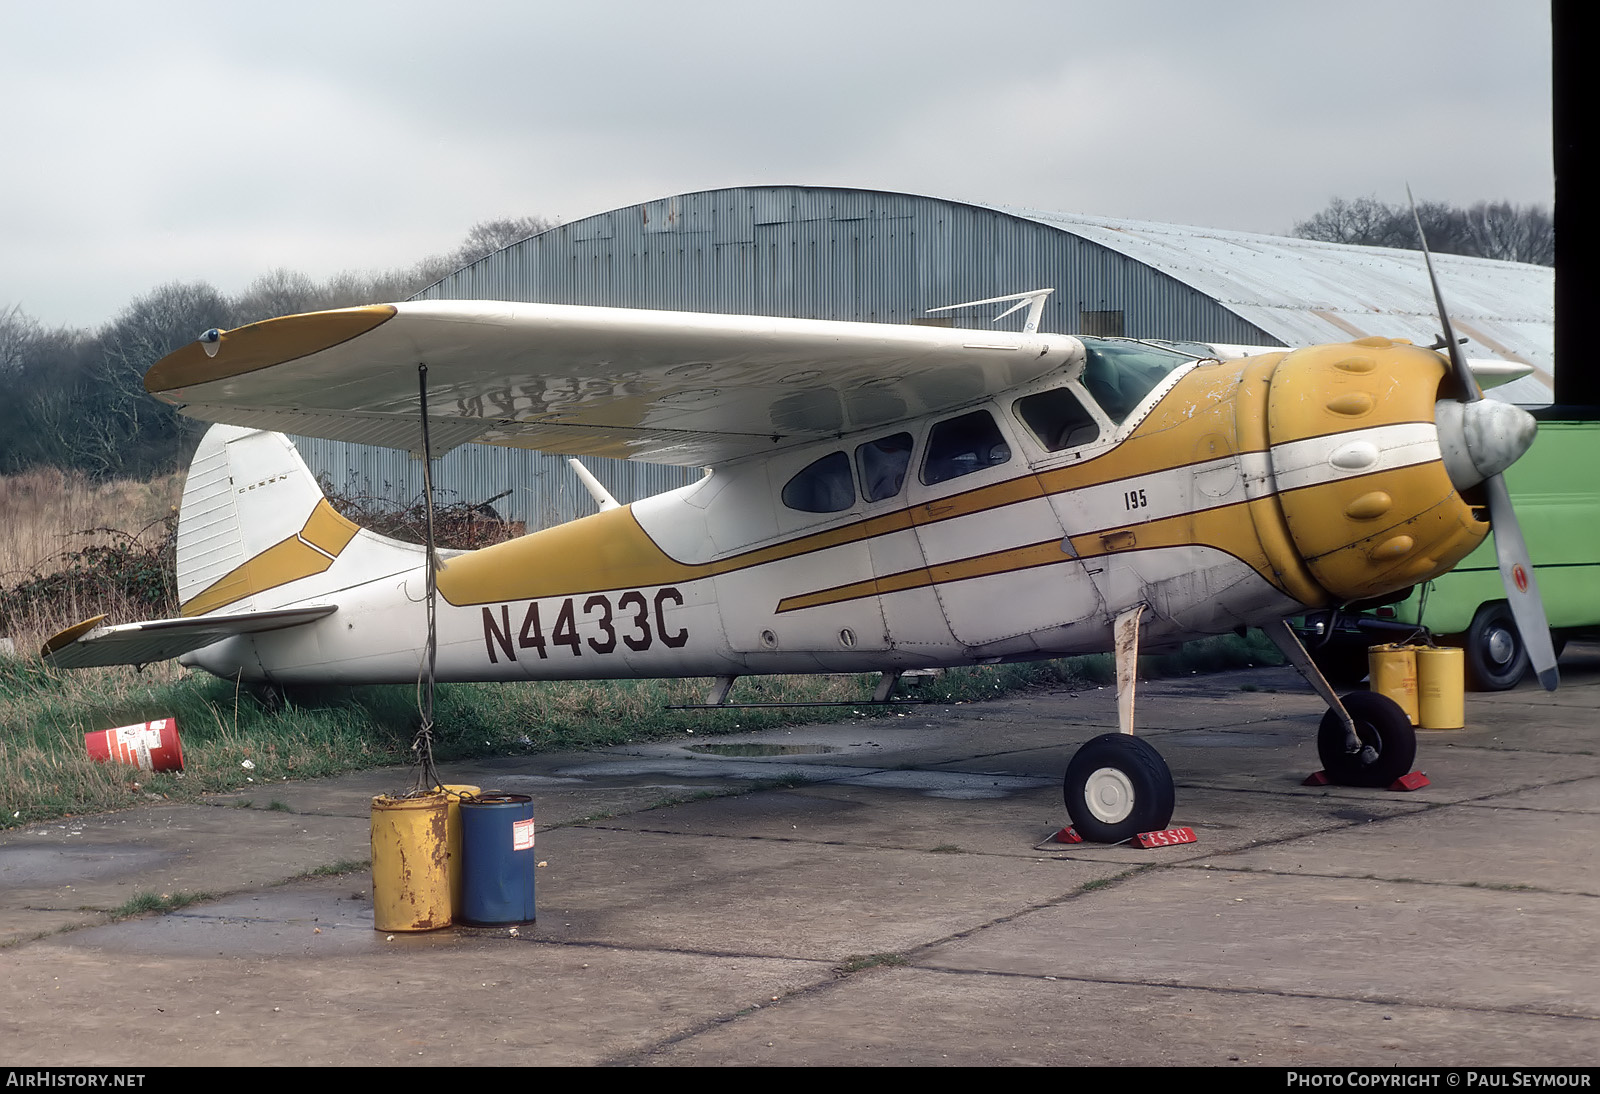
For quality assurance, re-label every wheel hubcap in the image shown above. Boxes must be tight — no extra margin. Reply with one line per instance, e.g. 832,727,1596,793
1487,626,1516,667
1083,767,1135,824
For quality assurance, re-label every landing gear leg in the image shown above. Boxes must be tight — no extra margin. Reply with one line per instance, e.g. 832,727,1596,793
1262,618,1416,787
1062,605,1176,842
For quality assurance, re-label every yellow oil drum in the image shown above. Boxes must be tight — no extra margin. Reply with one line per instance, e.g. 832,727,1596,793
1368,644,1419,725
371,791,451,932
1417,646,1466,730
438,784,482,918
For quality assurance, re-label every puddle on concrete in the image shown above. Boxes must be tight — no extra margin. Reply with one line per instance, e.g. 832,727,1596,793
686,743,840,757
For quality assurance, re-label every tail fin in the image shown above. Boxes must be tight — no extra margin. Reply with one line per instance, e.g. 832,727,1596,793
176,425,360,617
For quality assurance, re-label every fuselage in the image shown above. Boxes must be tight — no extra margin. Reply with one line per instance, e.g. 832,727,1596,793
181,336,1486,685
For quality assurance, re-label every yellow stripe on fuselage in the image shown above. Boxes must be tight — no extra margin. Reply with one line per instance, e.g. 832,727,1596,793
435,346,1457,612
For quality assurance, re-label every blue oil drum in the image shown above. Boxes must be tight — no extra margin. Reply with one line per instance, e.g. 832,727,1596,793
459,792,537,926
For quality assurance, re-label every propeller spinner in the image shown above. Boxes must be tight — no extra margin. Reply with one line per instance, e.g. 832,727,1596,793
1411,192,1558,690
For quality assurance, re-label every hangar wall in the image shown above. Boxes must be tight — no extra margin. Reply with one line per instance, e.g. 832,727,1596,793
416,186,1277,344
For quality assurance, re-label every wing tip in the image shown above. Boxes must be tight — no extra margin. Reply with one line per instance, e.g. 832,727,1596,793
40,614,109,658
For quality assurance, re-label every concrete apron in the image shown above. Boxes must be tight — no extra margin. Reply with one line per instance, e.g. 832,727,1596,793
2,653,1597,1066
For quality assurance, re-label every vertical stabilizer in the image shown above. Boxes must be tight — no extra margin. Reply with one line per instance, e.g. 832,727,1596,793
176,425,354,616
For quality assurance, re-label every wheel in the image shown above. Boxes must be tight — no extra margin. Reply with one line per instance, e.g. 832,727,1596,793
1316,692,1416,788
1463,602,1528,691
1309,641,1370,687
1063,734,1175,843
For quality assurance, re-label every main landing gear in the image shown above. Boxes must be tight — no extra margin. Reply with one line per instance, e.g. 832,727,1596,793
1063,733,1175,843
1059,612,1420,843
1060,606,1178,843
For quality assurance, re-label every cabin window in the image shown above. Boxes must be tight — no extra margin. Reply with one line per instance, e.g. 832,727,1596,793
1080,339,1191,423
782,451,856,513
1014,387,1100,452
855,432,914,502
921,410,1011,486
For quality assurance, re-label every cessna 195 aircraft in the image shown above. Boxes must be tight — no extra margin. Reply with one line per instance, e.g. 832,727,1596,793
42,274,1558,842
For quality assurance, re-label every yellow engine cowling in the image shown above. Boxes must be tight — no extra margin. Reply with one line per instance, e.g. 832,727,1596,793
1265,337,1489,603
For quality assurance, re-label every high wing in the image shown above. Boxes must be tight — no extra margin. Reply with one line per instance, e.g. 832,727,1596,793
145,301,1084,465
42,606,337,670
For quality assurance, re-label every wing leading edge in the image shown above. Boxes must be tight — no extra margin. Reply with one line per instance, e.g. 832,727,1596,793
144,301,1085,465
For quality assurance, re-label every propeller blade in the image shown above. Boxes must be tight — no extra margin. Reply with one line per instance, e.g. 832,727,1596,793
1483,473,1560,690
1407,186,1482,403
1409,186,1557,690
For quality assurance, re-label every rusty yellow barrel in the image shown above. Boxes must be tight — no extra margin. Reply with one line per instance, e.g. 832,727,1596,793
1368,644,1419,726
1417,646,1465,730
438,784,482,918
371,791,451,932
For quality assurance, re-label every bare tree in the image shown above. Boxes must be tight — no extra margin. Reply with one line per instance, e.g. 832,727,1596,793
1292,195,1553,266
233,268,319,325
1,212,559,474
454,216,556,266
1462,201,1554,265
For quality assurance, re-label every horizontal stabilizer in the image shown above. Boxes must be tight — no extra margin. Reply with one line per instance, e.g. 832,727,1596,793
41,605,337,669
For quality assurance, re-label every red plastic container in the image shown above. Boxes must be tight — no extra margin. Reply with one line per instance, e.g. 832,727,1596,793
85,717,185,773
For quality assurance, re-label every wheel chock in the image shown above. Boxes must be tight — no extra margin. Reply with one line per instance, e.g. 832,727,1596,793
1133,826,1196,849
1303,771,1332,786
1051,826,1084,844
1389,771,1431,791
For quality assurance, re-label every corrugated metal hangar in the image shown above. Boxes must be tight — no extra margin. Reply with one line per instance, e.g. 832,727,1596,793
293,184,1555,529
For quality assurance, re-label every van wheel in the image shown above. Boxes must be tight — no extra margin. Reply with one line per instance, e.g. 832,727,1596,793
1463,602,1528,691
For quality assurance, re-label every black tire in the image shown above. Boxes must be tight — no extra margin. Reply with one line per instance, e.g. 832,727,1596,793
1063,734,1175,843
1463,602,1528,691
1316,691,1417,788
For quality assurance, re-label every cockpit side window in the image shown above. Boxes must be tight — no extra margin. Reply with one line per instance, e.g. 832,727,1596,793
781,451,856,514
921,410,1011,486
1079,340,1192,423
855,432,914,502
1014,386,1100,452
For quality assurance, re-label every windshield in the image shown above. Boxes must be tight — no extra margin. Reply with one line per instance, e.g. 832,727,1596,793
1079,338,1198,423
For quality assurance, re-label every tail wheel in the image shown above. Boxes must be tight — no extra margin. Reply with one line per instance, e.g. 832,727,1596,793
1063,734,1175,843
1316,692,1416,788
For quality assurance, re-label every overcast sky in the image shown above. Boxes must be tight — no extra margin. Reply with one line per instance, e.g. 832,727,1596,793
1,0,1552,331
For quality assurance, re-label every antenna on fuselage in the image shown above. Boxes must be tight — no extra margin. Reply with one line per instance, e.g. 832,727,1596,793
926,288,1055,335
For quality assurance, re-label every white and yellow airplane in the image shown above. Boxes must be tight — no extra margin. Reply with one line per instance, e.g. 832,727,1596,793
42,285,1556,841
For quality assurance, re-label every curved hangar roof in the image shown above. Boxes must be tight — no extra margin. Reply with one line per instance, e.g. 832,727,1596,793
419,185,1554,404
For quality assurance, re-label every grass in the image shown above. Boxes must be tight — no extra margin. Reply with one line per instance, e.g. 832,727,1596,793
109,890,216,919
834,952,910,975
291,858,370,880
0,629,1285,830
0,469,1289,828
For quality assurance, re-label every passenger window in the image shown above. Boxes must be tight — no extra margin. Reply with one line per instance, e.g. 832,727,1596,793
782,451,856,513
921,411,1011,486
1015,387,1100,452
855,432,914,502
1080,340,1191,423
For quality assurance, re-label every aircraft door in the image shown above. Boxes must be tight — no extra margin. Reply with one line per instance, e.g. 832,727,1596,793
853,432,957,657
715,447,893,663
906,405,1097,651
